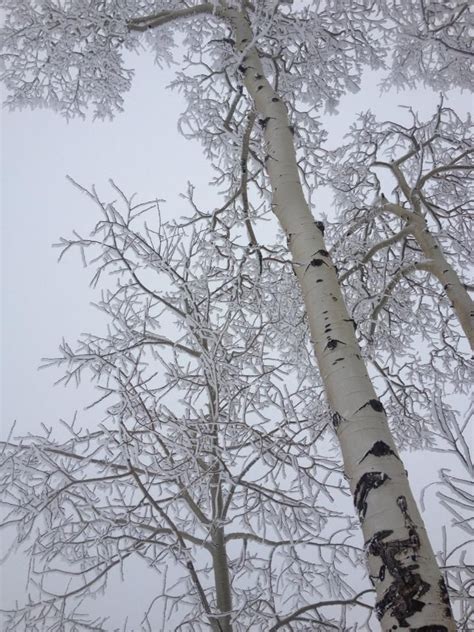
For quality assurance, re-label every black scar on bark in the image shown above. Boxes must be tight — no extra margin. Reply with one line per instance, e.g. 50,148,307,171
315,249,329,257
271,97,279,102
374,569,429,626
325,338,345,351
316,279,323,283
310,258,327,267
257,85,264,91
354,472,390,521
439,577,452,619
255,73,263,79
258,117,270,128
359,440,399,464
288,125,295,135
314,221,325,234
367,496,432,626
411,627,448,631
356,399,385,414
332,412,342,429
238,65,248,74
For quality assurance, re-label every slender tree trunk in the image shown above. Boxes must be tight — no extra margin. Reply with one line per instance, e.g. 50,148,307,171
413,217,473,347
226,7,456,631
206,363,234,631
211,525,233,632
384,202,474,347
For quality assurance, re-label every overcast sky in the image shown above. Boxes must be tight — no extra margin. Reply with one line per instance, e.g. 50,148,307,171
1,44,471,628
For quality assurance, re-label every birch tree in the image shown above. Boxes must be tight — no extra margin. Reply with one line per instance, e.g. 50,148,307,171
325,103,473,348
320,103,473,448
1,184,368,631
1,1,472,630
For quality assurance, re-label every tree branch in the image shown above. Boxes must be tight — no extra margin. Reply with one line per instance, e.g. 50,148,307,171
269,589,375,631
127,4,219,32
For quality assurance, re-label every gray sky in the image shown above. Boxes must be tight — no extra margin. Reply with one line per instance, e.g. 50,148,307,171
2,48,470,438
1,43,472,628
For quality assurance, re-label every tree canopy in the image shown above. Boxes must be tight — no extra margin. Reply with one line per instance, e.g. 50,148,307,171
1,1,472,630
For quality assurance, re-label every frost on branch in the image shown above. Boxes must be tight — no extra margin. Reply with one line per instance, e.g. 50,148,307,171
321,104,473,449
1,0,167,119
379,0,474,92
0,183,372,631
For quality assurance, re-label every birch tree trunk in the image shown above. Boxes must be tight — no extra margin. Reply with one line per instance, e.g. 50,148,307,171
382,200,474,349
224,7,456,631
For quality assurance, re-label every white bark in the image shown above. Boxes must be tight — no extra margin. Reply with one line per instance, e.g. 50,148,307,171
224,7,456,631
383,201,474,348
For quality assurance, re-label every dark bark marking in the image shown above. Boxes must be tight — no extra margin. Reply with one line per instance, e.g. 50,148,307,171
288,125,295,135
316,278,323,283
356,399,385,414
314,221,325,234
325,338,345,351
367,495,432,626
310,258,326,267
238,64,248,74
333,357,344,364
439,577,452,619
258,117,270,128
344,318,357,330
315,249,329,257
354,472,390,521
332,412,342,429
255,73,263,79
411,627,448,631
271,97,279,102
359,441,399,464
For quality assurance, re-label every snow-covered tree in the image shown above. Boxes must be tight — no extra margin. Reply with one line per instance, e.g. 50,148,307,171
1,1,472,630
1,184,369,631
326,103,473,348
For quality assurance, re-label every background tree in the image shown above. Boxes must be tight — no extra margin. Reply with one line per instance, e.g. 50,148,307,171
321,102,473,628
1,1,472,630
1,183,371,631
